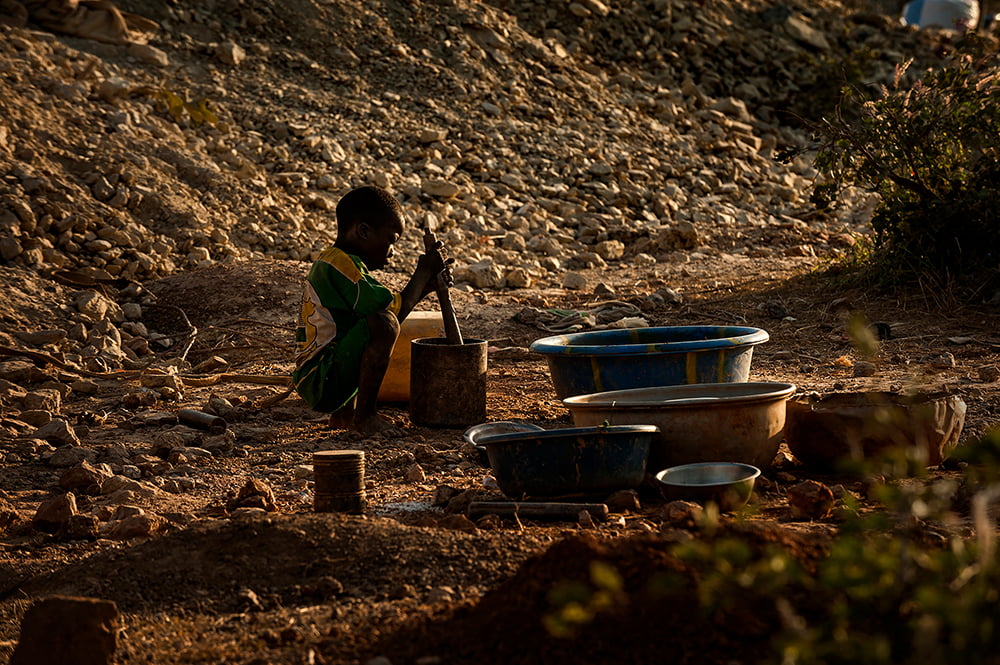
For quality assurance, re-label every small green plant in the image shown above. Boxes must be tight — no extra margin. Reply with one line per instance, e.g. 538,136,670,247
813,39,1000,285
152,87,219,127
543,560,625,638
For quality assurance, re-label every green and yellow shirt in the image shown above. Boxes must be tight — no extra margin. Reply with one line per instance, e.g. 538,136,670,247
292,247,401,410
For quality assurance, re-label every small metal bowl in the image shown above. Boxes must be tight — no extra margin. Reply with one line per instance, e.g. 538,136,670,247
463,421,545,466
654,462,761,512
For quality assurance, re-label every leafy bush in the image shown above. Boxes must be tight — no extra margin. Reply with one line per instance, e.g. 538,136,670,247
543,430,1000,664
813,39,1000,283
666,447,1000,664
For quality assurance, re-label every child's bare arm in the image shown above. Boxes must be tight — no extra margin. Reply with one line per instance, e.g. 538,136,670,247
397,243,450,320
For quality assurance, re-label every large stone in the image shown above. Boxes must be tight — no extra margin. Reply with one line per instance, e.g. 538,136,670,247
61,514,100,540
75,291,124,324
787,480,836,520
783,14,831,50
32,492,77,533
47,445,97,467
0,360,49,384
0,377,26,403
10,596,118,665
127,43,170,67
32,419,81,446
562,272,588,290
14,329,67,346
0,496,21,533
23,388,61,412
105,514,165,539
0,235,22,260
656,222,700,251
139,374,185,392
216,41,246,65
60,460,111,494
101,475,158,499
421,179,461,198
419,128,447,143
17,410,52,427
228,478,276,512
595,240,625,261
457,260,504,289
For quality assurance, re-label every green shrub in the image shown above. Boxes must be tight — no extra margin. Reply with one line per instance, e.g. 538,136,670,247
813,40,1000,284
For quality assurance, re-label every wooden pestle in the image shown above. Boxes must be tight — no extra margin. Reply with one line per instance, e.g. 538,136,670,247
422,222,463,345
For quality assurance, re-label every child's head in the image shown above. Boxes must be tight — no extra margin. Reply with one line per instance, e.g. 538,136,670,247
335,186,405,270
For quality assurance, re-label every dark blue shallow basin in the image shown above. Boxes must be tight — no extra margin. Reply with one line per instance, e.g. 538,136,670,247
529,326,769,399
480,425,657,499
463,421,545,466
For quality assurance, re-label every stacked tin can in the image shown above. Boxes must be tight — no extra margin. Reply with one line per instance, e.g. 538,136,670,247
312,450,365,513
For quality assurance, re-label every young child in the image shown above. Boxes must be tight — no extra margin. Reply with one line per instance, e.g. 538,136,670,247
293,185,448,435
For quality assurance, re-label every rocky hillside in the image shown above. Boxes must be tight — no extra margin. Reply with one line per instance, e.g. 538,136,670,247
0,0,962,292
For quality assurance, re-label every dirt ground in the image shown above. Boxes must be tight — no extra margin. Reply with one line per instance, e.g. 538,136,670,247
2,0,1000,662
1,254,998,664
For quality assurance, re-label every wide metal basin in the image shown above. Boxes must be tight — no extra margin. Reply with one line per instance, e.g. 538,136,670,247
563,382,796,472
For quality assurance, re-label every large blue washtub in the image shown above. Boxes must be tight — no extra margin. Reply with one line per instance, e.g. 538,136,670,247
529,325,769,399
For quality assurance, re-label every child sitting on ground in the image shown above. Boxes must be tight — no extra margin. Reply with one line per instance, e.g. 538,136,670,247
292,185,449,435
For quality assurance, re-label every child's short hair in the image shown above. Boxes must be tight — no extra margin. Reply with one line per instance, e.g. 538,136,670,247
336,186,404,231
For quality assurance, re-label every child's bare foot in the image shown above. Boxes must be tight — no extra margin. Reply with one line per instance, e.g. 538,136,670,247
353,414,403,437
327,407,354,430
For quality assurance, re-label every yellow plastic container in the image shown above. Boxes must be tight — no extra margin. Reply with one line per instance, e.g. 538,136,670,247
378,311,444,402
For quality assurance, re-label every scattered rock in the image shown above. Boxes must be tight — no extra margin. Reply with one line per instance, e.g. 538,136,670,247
926,352,956,368
228,478,277,512
32,492,77,533
437,514,477,532
404,463,426,483
10,596,118,665
33,419,81,446
853,361,877,377
60,513,99,540
605,489,641,513
561,272,588,290
659,500,704,528
444,489,476,515
14,329,66,346
216,41,246,66
977,365,999,383
432,485,462,507
105,513,166,539
421,179,460,198
47,445,97,467
786,480,836,521
761,298,790,319
127,43,169,67
59,460,111,494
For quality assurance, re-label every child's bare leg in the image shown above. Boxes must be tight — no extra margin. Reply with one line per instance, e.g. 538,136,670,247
352,310,400,435
327,397,356,429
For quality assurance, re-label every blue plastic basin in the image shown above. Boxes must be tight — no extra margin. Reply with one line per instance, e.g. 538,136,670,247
529,326,769,399
480,425,657,499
